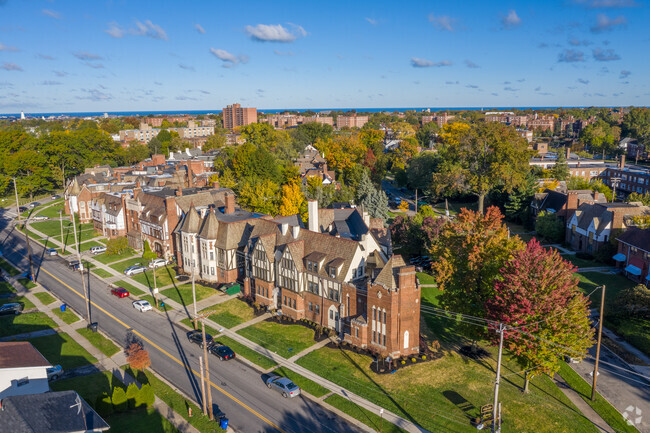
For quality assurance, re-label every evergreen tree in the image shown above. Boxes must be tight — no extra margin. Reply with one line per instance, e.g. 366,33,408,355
551,148,570,181
111,387,128,412
356,169,374,203
126,382,139,409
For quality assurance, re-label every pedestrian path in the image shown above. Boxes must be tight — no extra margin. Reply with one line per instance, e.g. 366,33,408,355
553,375,615,433
0,328,58,342
287,335,333,363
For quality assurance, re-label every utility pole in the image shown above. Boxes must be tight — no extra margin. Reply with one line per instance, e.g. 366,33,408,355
379,408,384,433
414,188,418,214
199,356,207,416
611,178,621,203
70,213,91,324
153,262,158,308
591,285,606,401
492,323,505,433
13,178,36,283
191,258,197,326
201,320,213,420
59,210,65,253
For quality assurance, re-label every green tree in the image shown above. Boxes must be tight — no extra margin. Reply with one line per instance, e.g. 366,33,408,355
202,129,227,151
431,207,524,342
142,240,157,261
356,170,375,203
432,122,531,213
416,121,439,148
504,172,536,225
291,122,334,147
486,239,594,393
95,393,114,417
406,151,439,191
535,211,565,243
622,107,650,145
106,237,129,255
625,192,650,206
136,383,155,408
361,188,389,219
579,119,621,158
238,179,280,215
240,123,277,148
551,148,570,181
111,387,128,412
613,284,650,319
566,177,613,201
126,382,139,409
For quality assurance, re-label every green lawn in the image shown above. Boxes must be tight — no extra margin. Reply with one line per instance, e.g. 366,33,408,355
18,277,36,289
76,327,120,357
80,240,106,252
325,394,409,433
0,258,20,276
180,318,220,338
2,295,35,310
34,291,56,305
215,335,277,370
575,272,636,308
297,346,598,433
92,268,114,279
557,363,639,433
132,266,179,290
0,279,16,294
0,312,58,338
271,366,329,397
196,298,255,329
28,332,98,369
416,272,436,286
107,408,180,433
94,248,136,264
123,368,225,433
113,280,145,296
52,306,81,324
51,370,125,407
140,295,173,312
160,283,216,307
606,315,650,358
35,200,65,218
30,219,72,238
110,257,146,274
560,254,599,269
237,321,317,359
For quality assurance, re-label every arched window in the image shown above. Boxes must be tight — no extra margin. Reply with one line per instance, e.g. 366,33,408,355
404,331,409,349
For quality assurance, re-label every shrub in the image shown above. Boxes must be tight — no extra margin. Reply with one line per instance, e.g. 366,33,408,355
136,383,155,408
421,355,427,360
111,387,128,412
95,393,113,417
401,360,406,365
411,357,417,363
106,236,129,255
126,382,139,409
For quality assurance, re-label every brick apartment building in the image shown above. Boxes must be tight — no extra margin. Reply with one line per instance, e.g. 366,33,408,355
174,200,418,357
599,156,650,197
421,113,455,128
531,189,607,223
615,228,650,285
336,115,368,129
261,115,334,129
223,103,257,129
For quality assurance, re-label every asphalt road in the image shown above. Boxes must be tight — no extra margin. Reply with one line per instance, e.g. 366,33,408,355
0,208,364,433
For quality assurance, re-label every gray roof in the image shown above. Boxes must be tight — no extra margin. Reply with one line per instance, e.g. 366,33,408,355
374,255,406,290
0,390,110,432
179,206,201,234
199,209,219,239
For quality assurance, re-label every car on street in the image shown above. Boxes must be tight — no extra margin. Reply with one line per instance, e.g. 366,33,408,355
68,260,84,271
46,365,64,381
89,246,107,255
0,303,23,316
31,215,48,221
187,330,213,348
46,248,58,256
132,300,152,312
51,194,61,200
208,342,235,360
265,374,301,398
111,287,130,298
28,202,40,209
148,258,167,269
18,206,27,213
124,265,146,276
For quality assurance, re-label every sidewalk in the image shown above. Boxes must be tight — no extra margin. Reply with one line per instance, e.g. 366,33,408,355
553,375,615,433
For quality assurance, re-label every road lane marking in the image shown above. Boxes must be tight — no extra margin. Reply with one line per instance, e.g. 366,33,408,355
40,266,286,433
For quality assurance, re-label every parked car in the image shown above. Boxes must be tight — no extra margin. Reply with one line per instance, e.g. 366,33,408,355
28,202,39,208
89,246,107,255
68,260,84,271
18,206,27,212
132,300,152,312
148,258,167,269
265,374,301,398
46,248,58,256
46,365,64,381
124,265,146,276
111,287,130,298
31,215,48,221
51,194,61,200
208,342,235,360
186,330,213,348
0,303,23,316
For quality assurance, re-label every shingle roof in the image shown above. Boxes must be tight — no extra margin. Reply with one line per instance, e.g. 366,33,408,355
617,228,650,252
0,341,50,369
179,206,201,234
198,209,219,239
373,255,406,290
0,390,110,432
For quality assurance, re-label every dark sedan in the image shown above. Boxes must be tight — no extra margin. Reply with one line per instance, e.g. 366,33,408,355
186,330,213,348
0,303,23,316
208,342,235,360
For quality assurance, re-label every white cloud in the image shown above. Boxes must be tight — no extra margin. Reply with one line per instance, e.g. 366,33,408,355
428,14,455,31
244,24,306,42
593,47,621,60
1,62,22,71
105,20,168,40
0,43,19,52
410,57,452,68
464,59,480,68
209,48,249,68
590,14,626,32
501,10,521,29
105,22,126,38
365,17,378,25
42,9,62,19
195,23,206,34
74,52,103,61
558,49,585,62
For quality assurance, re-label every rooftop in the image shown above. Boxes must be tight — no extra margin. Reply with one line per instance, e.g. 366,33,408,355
0,342,50,369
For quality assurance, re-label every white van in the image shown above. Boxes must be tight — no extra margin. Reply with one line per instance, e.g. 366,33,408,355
90,246,107,255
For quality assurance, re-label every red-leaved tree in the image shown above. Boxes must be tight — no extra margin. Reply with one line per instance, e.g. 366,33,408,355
126,342,151,372
485,239,594,392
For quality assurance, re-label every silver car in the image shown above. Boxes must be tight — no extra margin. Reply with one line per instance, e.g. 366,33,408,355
265,374,301,398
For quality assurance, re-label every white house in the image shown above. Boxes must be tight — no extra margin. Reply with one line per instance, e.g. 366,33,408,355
0,342,51,399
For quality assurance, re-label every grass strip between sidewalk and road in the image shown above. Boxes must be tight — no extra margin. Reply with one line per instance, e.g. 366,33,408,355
270,366,329,398
180,318,220,338
0,258,20,276
52,306,81,324
325,394,410,433
77,327,121,357
557,363,640,433
34,291,56,305
91,268,113,279
2,296,35,310
113,280,144,296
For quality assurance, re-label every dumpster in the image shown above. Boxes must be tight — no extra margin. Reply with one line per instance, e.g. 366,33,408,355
219,417,229,430
60,304,66,312
88,322,98,332
225,283,240,296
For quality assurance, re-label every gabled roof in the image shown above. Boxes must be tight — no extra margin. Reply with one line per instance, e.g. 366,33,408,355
285,241,305,272
617,228,650,252
198,208,219,239
179,206,201,234
0,342,50,369
373,255,407,290
0,390,110,432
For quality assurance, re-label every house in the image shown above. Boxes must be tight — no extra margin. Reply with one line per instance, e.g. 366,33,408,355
566,202,650,254
0,342,50,398
0,390,109,432
614,228,650,286
294,145,336,187
531,189,608,223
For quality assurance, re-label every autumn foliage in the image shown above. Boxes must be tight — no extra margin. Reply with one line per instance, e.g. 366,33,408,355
126,342,151,371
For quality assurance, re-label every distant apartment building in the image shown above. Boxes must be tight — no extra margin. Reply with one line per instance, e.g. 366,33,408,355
421,113,455,128
485,112,555,130
615,228,650,285
261,114,335,129
304,116,334,126
600,156,650,196
118,121,213,146
223,103,257,129
336,115,368,129
518,129,534,143
119,123,161,143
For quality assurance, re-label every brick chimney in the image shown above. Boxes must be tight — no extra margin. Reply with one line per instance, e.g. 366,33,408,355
225,193,235,214
611,207,625,229
176,187,183,197
212,180,220,190
566,147,571,159
620,154,626,170
593,191,599,201
567,191,578,210
152,154,165,166
397,265,416,289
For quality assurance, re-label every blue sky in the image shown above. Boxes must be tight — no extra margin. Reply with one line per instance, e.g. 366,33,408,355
0,0,648,113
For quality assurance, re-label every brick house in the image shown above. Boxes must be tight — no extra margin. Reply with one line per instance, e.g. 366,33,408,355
615,228,650,286
531,189,608,223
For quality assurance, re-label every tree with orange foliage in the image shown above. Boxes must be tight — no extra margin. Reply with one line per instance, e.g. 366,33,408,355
126,342,151,372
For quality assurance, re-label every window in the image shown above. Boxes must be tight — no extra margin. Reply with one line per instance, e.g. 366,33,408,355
355,328,359,338
352,269,357,279
383,310,386,324
315,305,320,314
329,266,336,278
210,251,214,260
372,307,376,321
211,267,215,275
309,302,313,311
330,310,334,320
16,377,29,387
382,334,386,346
373,331,376,343
293,298,296,309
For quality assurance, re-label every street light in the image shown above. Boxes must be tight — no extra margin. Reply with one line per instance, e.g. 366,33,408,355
13,178,36,283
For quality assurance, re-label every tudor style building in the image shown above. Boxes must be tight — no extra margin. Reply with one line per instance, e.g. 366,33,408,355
174,200,420,357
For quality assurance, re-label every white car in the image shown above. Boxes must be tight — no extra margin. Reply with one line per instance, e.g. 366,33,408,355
31,215,49,221
132,300,153,312
89,246,107,255
124,265,146,276
148,258,167,269
46,365,64,381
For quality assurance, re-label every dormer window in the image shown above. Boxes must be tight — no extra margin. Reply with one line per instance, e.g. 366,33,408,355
329,266,336,278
